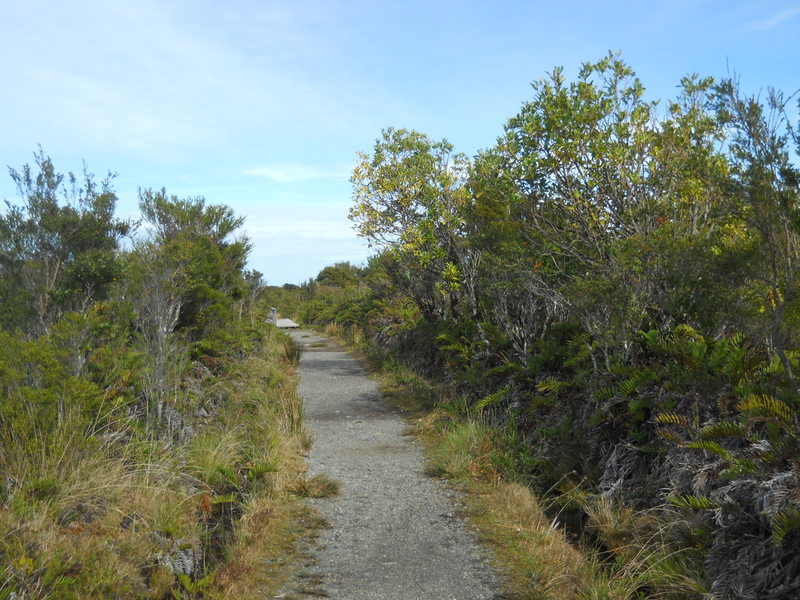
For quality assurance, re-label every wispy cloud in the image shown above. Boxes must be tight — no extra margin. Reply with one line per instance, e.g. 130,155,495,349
0,0,397,162
244,164,351,183
754,6,800,29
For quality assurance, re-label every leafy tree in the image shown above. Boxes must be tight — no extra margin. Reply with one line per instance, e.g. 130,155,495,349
0,149,130,336
137,188,251,338
316,262,365,287
349,127,471,321
129,189,252,427
714,78,800,392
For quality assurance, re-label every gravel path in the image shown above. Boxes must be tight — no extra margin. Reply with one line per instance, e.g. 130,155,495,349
288,330,503,600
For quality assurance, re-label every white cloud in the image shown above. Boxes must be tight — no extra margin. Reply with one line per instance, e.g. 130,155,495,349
244,164,351,183
754,6,800,29
0,0,398,162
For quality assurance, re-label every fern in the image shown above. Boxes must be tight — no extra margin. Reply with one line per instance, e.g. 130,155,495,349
248,462,278,480
473,385,510,412
592,385,616,403
618,377,639,397
697,421,746,440
588,408,608,427
667,324,708,367
655,427,683,444
708,332,748,378
484,362,523,377
536,377,567,394
761,352,786,374
737,394,794,425
722,458,759,478
669,494,719,510
618,368,657,397
628,397,651,419
684,440,732,461
672,324,705,342
655,412,690,427
639,328,660,348
564,335,591,368
771,506,800,545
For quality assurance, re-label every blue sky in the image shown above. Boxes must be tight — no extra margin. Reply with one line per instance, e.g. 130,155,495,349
1,1,798,284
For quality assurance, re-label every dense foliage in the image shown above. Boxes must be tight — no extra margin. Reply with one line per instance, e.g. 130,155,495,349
294,54,800,599
0,155,307,598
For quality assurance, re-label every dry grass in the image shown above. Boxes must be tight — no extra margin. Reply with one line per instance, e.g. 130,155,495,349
365,355,707,600
471,481,590,600
0,329,317,599
209,497,327,599
0,436,195,598
289,473,341,499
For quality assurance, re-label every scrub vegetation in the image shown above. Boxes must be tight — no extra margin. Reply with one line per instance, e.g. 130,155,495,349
274,54,800,599
0,152,312,599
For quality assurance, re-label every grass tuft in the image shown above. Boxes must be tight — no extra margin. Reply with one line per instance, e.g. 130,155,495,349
289,474,341,499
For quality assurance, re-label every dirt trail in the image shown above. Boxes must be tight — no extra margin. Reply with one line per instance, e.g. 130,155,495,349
287,330,503,599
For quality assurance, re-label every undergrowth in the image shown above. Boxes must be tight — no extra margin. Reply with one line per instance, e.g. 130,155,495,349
0,325,315,600
329,326,708,600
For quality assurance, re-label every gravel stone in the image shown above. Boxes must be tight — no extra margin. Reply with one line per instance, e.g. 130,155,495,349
289,331,503,599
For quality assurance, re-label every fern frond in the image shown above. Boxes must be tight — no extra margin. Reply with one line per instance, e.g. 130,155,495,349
564,339,590,367
588,408,608,427
655,412,690,427
709,333,748,377
485,362,523,377
618,377,639,397
628,397,651,417
655,427,683,444
697,421,746,440
672,324,704,342
772,506,800,545
684,440,732,460
722,458,759,478
639,329,660,348
592,385,616,403
669,494,718,511
737,394,794,425
618,368,658,397
473,385,510,412
536,377,567,394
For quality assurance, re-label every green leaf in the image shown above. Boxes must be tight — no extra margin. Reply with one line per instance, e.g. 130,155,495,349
655,412,690,427
669,494,719,511
473,385,510,412
737,394,794,425
697,421,746,440
772,506,800,545
684,440,732,460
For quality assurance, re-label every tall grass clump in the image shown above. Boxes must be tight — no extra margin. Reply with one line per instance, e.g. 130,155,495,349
0,319,312,599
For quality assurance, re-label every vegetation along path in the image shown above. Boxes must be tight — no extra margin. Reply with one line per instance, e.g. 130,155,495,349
288,330,503,599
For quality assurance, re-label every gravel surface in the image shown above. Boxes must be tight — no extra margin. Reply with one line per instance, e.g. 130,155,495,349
287,330,503,600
